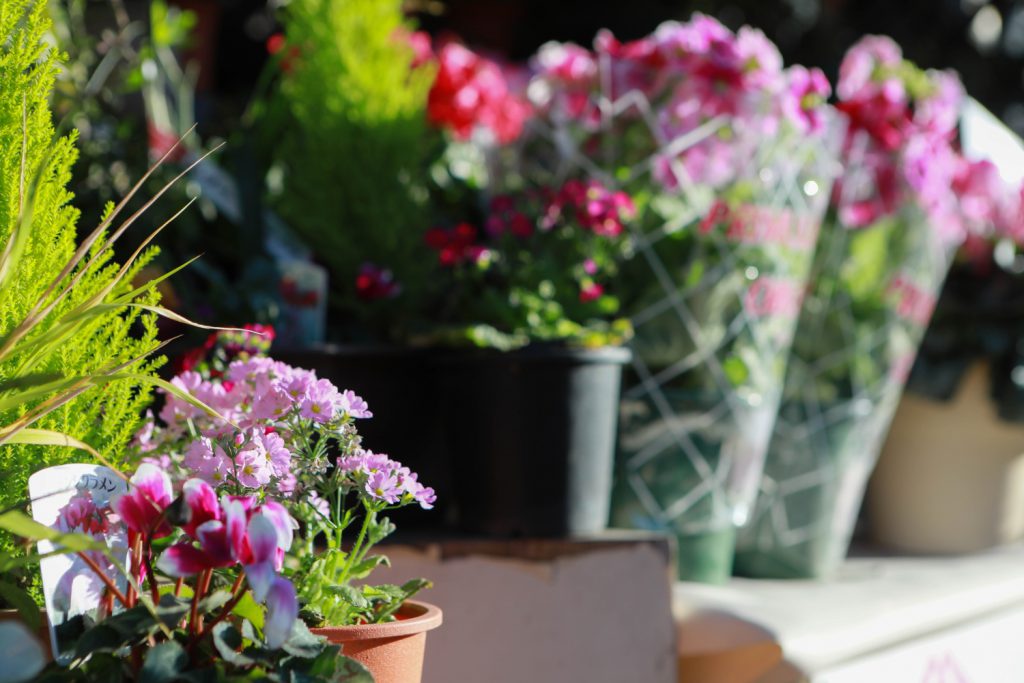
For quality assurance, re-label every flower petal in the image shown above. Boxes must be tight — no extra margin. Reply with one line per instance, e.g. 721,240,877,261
182,478,220,538
157,543,215,577
222,498,249,562
195,521,235,567
263,577,298,649
258,501,294,552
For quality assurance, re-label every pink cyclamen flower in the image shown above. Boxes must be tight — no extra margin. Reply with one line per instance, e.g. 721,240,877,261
158,490,298,648
111,463,174,539
264,577,299,649
180,478,221,539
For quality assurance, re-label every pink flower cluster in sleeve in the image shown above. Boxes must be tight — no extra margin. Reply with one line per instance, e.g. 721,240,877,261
833,35,968,238
528,15,832,191
427,41,531,144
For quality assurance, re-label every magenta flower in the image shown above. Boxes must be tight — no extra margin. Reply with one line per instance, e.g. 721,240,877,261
111,464,174,539
783,65,831,134
180,478,221,538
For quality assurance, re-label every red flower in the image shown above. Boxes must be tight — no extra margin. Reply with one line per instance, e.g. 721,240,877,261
579,281,605,303
354,263,400,301
427,43,530,144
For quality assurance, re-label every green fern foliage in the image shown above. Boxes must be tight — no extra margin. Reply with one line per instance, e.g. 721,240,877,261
265,0,435,341
0,0,163,521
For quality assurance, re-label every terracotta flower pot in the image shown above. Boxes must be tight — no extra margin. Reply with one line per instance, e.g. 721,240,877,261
311,601,442,683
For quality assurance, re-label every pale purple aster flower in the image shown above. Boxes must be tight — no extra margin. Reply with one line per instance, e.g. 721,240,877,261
299,379,339,424
184,437,231,486
259,431,292,477
236,440,272,488
337,389,372,419
282,371,315,402
307,492,331,518
365,470,403,504
250,384,293,421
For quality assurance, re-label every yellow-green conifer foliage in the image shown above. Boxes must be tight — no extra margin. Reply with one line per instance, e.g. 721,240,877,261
265,0,435,341
0,2,163,529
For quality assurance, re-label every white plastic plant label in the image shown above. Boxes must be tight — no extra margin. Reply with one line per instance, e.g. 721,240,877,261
27,464,129,660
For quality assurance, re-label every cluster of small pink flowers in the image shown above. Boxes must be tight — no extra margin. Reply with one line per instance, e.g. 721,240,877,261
548,179,636,237
833,35,966,237
337,450,436,510
140,357,374,497
528,15,832,191
426,41,531,144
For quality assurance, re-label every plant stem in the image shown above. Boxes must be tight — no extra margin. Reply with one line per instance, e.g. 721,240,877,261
142,535,160,604
199,574,246,636
77,551,130,607
173,577,184,597
337,505,374,585
189,569,211,635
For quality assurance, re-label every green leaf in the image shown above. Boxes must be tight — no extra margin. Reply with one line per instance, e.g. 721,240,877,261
198,590,233,614
211,622,255,667
140,641,188,683
0,510,104,552
155,594,191,630
0,580,40,630
325,584,368,609
74,623,127,657
281,619,324,659
345,554,389,581
231,590,264,631
0,428,108,464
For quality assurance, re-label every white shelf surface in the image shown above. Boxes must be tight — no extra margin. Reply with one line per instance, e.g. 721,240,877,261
674,543,1024,677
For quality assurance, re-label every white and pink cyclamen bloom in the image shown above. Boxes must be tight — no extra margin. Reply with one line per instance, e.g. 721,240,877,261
157,479,299,648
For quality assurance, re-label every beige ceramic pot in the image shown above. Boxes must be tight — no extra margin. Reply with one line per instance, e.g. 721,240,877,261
868,362,1024,553
311,601,442,683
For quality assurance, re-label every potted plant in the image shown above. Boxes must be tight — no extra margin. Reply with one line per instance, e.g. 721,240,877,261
418,178,635,537
733,36,987,578
134,344,442,682
0,465,375,683
868,167,1024,554
503,15,839,579
248,0,449,530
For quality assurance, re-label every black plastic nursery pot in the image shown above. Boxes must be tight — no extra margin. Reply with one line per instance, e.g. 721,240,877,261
272,345,451,531
437,345,632,538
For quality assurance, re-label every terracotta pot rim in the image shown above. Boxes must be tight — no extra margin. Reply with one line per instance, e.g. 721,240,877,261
311,600,442,641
